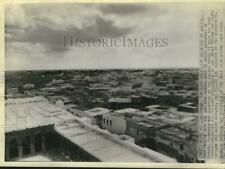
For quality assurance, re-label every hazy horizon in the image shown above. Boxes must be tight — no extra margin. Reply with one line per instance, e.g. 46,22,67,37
5,67,199,72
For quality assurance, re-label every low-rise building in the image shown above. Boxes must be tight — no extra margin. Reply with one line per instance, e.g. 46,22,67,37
155,126,197,162
177,102,198,113
83,108,111,128
126,117,167,150
102,108,144,134
102,112,127,135
6,88,19,95
23,83,35,90
108,98,132,110
68,107,111,128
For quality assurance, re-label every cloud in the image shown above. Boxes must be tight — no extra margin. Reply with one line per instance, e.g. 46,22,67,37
6,15,133,53
5,3,200,70
94,16,132,37
5,4,28,28
100,3,167,16
100,4,148,15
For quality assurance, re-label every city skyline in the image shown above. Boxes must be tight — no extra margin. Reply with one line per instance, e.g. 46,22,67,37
5,69,199,162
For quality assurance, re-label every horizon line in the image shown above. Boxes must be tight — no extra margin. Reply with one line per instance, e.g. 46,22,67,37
5,67,199,71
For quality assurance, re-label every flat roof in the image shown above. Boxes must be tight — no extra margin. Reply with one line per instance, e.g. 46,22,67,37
158,127,190,139
138,122,153,128
108,98,131,103
5,96,73,133
84,108,111,117
55,118,176,163
114,108,139,114
6,96,176,163
145,105,160,109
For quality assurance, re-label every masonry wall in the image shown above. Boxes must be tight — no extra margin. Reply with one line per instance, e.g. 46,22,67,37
5,124,101,162
102,114,126,134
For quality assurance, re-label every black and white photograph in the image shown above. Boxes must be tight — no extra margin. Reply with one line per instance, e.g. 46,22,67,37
3,1,225,165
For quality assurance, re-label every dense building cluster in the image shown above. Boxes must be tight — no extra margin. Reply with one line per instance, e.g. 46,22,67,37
5,69,199,162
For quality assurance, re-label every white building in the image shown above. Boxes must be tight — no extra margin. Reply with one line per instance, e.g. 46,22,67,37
102,113,126,135
84,108,111,127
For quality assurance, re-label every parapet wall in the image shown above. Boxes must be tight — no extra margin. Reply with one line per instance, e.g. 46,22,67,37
72,115,176,163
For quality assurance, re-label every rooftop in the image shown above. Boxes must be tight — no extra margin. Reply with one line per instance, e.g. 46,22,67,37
138,122,153,128
128,117,167,129
6,96,55,132
6,96,176,163
158,127,190,139
84,108,111,117
108,98,131,103
178,102,198,108
114,108,139,114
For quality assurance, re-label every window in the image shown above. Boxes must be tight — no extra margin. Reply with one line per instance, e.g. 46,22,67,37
103,118,105,124
137,129,139,135
107,119,109,125
110,120,112,126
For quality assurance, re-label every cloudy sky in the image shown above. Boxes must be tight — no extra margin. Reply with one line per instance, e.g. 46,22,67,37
5,3,200,70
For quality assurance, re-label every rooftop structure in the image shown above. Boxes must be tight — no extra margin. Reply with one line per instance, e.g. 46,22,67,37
114,108,139,114
108,98,131,103
84,108,111,117
145,105,161,110
113,108,153,118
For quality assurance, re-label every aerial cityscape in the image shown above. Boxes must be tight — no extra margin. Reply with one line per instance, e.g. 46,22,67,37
5,69,200,163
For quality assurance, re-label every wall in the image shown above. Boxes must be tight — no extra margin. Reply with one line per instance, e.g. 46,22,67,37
102,114,126,134
5,125,54,161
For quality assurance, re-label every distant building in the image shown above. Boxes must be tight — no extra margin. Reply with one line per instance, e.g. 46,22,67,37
24,89,46,97
158,93,185,106
23,83,35,90
177,102,198,113
60,83,73,90
89,83,110,92
6,88,18,95
140,95,159,106
41,87,62,94
114,108,139,115
49,79,65,86
6,88,23,99
145,105,169,111
108,98,132,110
130,95,159,109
